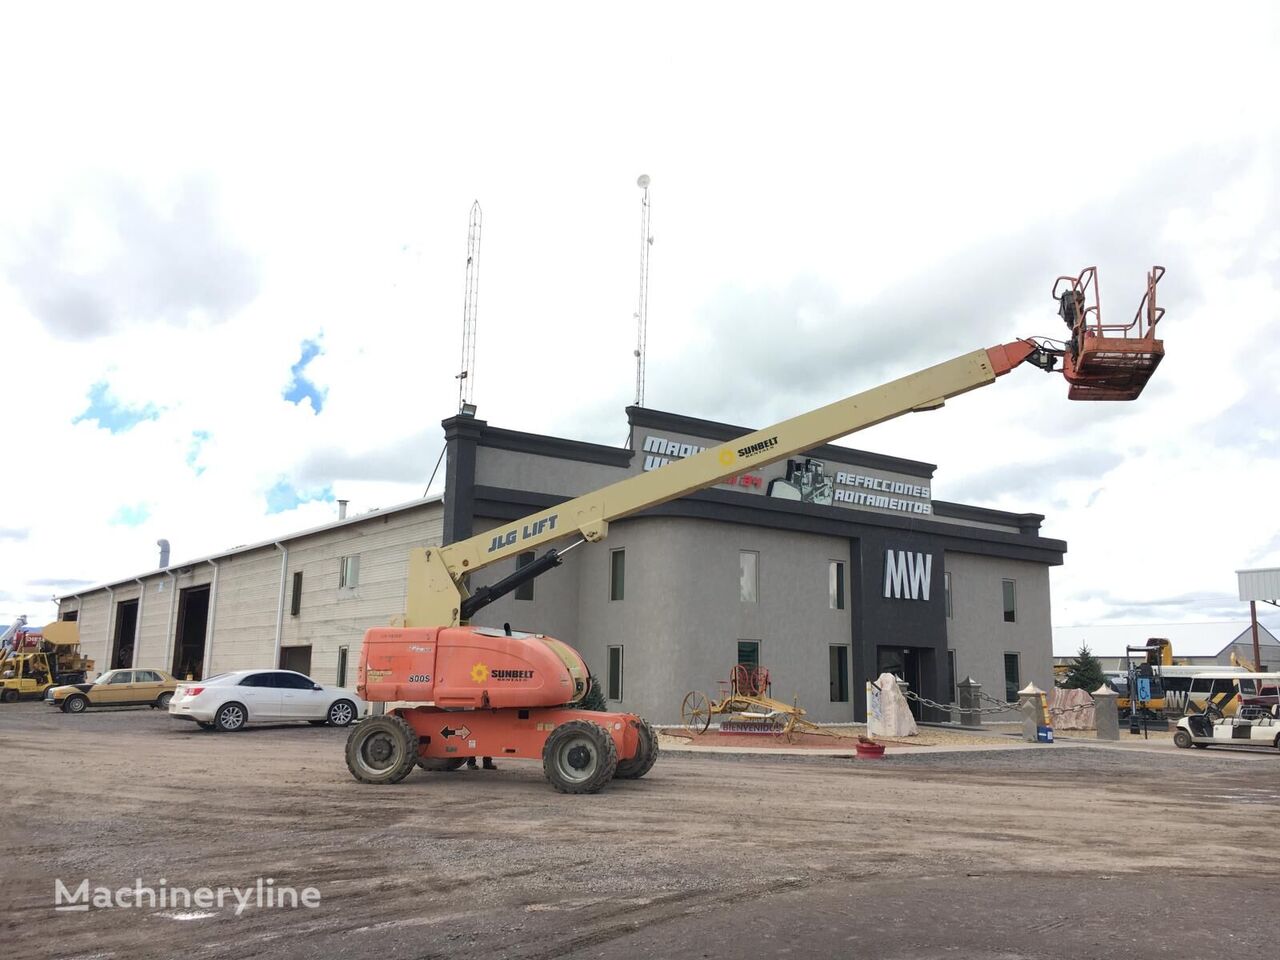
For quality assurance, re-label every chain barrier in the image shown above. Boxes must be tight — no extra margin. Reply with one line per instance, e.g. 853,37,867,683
900,688,1096,719
1046,701,1094,718
901,689,1021,716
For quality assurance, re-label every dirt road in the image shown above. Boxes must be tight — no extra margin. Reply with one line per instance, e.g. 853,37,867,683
2,703,1278,959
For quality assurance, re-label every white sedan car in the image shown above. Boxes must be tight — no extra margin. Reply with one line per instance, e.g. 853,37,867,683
169,669,363,732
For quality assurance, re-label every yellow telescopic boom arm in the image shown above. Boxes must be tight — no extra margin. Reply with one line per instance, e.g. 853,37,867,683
405,341,1038,628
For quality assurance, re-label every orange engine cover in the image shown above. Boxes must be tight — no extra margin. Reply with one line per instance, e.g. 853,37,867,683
357,625,589,708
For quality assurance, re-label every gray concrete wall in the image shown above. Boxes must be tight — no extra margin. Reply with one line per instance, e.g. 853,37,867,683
546,517,855,726
944,552,1054,706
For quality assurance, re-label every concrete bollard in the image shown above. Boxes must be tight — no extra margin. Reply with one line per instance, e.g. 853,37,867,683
1092,683,1120,741
957,676,982,727
1018,682,1049,742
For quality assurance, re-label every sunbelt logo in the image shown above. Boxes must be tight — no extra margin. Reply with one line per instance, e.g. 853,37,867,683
883,549,932,601
54,877,321,917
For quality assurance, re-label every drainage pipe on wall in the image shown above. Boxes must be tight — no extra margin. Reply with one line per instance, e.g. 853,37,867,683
272,542,288,668
104,585,116,675
202,560,220,679
163,570,178,674
132,577,146,668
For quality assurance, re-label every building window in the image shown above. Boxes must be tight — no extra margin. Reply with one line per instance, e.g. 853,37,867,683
1002,578,1016,623
609,549,625,601
737,640,760,670
339,555,360,589
515,551,535,601
607,645,623,701
1004,652,1021,702
828,561,845,610
336,645,348,687
829,645,849,702
61,610,79,622
290,571,303,616
944,571,953,619
739,550,758,603
947,649,958,703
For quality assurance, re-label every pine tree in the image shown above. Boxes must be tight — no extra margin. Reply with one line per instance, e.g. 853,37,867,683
1062,642,1107,691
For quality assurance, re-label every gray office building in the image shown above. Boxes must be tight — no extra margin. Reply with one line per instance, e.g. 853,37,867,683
57,406,1065,725
450,406,1065,723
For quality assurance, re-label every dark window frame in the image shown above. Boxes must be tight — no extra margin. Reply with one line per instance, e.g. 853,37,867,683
336,645,349,687
1002,578,1016,623
740,550,759,603
607,645,623,701
339,555,360,590
829,560,845,611
829,645,850,702
290,571,303,616
1004,652,1021,702
609,549,626,602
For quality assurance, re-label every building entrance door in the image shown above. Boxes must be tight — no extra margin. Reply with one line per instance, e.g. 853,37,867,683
876,646,931,719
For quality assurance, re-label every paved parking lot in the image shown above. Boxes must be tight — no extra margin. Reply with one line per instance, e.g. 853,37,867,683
1,702,1278,960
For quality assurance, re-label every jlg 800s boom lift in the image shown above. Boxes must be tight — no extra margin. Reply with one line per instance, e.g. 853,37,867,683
346,265,1167,793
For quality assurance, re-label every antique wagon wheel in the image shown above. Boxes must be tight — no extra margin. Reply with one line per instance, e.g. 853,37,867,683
680,691,713,734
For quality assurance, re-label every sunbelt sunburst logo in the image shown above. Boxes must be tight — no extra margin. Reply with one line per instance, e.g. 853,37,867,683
470,662,489,683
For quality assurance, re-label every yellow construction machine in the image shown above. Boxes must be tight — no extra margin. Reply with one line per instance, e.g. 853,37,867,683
0,621,95,702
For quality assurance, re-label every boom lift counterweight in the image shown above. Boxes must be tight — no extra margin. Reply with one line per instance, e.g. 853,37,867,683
346,265,1168,793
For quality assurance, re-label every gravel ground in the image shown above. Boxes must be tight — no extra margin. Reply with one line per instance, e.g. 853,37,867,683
2,702,1278,960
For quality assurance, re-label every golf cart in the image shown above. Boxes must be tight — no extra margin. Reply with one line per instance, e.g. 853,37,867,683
1173,673,1280,752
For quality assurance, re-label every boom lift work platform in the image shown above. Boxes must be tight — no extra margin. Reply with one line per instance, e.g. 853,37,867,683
345,265,1169,793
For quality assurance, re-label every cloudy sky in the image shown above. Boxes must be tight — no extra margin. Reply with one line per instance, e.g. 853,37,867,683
2,2,1277,635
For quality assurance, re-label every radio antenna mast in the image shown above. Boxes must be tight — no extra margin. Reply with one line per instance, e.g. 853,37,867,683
457,200,482,414
633,175,652,407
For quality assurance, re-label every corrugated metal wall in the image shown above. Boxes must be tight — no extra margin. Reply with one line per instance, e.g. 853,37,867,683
136,578,172,668
1239,568,1280,602
72,593,109,672
57,501,443,684
281,507,444,686
208,547,283,673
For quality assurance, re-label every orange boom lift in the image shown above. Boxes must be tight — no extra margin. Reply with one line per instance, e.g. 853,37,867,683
345,265,1167,793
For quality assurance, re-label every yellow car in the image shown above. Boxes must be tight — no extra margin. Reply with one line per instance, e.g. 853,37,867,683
45,669,180,713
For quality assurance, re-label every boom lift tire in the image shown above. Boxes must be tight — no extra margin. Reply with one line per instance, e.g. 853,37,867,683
417,757,467,772
542,719,618,794
345,714,419,784
614,718,659,780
